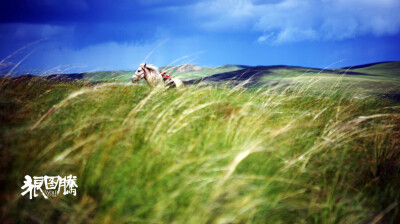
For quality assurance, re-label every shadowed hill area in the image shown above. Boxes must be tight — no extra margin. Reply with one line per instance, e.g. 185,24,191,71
343,61,400,77
341,61,396,69
184,62,400,99
185,65,381,85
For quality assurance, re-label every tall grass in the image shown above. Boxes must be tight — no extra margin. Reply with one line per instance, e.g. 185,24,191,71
1,76,399,223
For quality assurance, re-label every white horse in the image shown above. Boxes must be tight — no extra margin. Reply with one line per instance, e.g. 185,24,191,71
131,63,184,89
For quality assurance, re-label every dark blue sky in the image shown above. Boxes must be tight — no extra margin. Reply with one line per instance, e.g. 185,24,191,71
1,0,400,74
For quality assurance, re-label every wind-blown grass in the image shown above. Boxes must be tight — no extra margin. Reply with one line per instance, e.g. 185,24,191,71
1,76,399,223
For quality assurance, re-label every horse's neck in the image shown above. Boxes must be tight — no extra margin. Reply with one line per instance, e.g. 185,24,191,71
144,69,162,87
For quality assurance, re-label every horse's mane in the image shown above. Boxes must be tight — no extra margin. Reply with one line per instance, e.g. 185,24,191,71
141,63,159,74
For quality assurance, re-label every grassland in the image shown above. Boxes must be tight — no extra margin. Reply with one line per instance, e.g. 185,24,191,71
1,62,400,223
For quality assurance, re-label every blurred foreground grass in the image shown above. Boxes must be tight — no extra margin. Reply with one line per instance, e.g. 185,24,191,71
1,76,399,223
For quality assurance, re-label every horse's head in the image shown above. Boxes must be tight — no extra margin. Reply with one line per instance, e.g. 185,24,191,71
131,63,147,83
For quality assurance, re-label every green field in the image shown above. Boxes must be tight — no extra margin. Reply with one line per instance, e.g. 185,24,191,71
1,62,400,223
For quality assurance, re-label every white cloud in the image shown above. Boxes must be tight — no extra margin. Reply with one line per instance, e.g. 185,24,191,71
257,33,273,43
193,0,400,44
194,0,256,31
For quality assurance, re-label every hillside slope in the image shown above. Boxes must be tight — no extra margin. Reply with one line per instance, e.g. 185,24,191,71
185,62,400,98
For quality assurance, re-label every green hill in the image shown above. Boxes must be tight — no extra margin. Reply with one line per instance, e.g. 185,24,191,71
185,62,400,99
346,61,400,77
159,64,245,81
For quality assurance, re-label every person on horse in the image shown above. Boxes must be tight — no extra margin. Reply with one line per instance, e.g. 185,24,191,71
160,70,176,88
160,71,172,82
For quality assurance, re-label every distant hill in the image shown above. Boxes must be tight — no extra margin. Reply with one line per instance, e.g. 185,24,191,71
161,64,202,73
341,61,395,69
342,61,400,77
2,70,136,83
4,62,400,97
185,64,382,86
182,62,400,100
159,64,244,81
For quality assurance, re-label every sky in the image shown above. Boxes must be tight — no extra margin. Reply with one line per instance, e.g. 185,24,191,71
0,0,400,74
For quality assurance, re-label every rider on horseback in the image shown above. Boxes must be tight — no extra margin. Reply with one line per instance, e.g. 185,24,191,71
160,71,171,83
160,71,175,87
131,63,184,88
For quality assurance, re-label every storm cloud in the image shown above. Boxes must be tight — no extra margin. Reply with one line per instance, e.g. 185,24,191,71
193,0,400,44
0,0,399,73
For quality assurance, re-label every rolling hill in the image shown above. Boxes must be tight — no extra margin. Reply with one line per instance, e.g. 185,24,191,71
6,61,400,85
5,62,400,101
